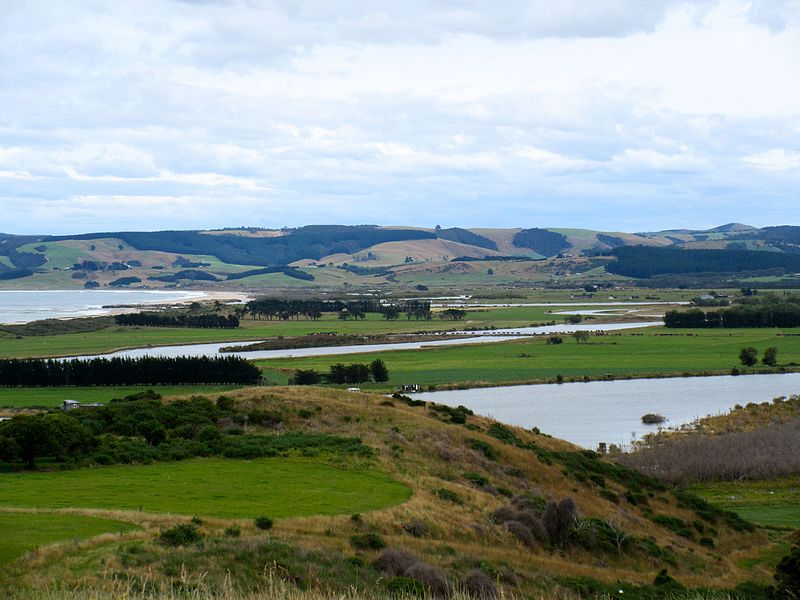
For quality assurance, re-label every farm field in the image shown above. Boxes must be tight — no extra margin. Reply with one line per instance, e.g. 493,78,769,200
0,306,579,359
0,512,139,565
259,327,800,388
0,458,411,519
689,477,800,529
0,385,244,409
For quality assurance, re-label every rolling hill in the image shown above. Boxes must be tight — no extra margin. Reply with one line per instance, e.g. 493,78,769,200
1,224,799,291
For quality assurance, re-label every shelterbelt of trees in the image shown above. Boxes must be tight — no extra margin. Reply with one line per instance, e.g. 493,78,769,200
244,298,433,321
0,356,261,387
114,313,240,328
665,295,800,328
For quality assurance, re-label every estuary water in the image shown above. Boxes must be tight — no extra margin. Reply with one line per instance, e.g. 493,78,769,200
415,373,800,449
0,290,208,324
71,321,662,361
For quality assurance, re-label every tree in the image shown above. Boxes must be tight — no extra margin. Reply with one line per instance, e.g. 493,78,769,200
739,346,759,367
572,331,590,344
5,415,52,469
294,369,322,385
370,359,389,382
762,347,778,367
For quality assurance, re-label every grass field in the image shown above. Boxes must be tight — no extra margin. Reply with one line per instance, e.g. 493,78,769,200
259,327,800,388
0,385,244,409
0,512,138,565
0,307,575,358
689,477,800,529
0,458,411,519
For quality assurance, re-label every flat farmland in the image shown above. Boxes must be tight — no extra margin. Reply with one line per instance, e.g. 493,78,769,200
259,327,800,388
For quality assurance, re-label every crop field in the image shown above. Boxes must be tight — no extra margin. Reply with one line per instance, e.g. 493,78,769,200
259,327,800,388
0,512,138,565
689,477,800,529
0,458,411,519
0,385,244,409
0,306,575,359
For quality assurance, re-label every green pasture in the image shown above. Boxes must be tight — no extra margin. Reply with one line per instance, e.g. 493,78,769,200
0,306,573,358
0,512,138,565
259,327,800,388
0,458,411,519
0,385,243,409
689,477,800,529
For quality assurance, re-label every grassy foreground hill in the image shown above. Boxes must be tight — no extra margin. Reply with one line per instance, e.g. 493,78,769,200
0,386,780,599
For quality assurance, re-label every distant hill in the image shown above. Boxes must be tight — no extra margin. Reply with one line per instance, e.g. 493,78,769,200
1,223,799,289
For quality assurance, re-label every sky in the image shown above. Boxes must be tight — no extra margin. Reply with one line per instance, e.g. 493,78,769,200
1,0,799,235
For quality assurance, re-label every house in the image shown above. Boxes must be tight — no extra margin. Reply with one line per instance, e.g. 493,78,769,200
397,384,423,393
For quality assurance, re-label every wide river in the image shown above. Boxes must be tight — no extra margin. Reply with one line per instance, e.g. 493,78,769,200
0,290,209,324
415,373,800,450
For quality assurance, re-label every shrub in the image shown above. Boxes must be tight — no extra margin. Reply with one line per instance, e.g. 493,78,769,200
434,488,463,504
190,516,204,526
350,532,386,551
464,472,490,487
467,438,498,460
384,576,428,596
774,544,800,599
506,521,536,547
254,516,274,530
159,523,202,546
374,548,418,576
461,569,498,599
405,562,450,597
402,518,429,537
224,526,241,537
216,395,235,411
543,497,577,548
699,536,715,548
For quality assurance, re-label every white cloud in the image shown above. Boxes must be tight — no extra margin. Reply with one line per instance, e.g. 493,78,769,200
741,148,800,171
0,0,799,233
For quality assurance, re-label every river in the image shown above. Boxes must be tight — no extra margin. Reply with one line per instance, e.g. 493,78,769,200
415,373,800,450
70,321,662,361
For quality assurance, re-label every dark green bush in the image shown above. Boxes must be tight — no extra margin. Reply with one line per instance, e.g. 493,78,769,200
254,516,274,530
224,526,241,537
434,488,463,505
159,523,202,546
467,438,498,460
464,472,490,487
350,532,386,551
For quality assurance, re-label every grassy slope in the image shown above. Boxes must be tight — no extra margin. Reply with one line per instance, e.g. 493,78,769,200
260,327,800,388
0,458,410,519
0,387,773,596
0,512,139,565
0,385,243,409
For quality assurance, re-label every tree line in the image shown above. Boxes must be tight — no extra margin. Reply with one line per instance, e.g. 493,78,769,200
244,298,432,321
0,356,261,387
664,304,800,328
114,313,240,328
293,359,389,385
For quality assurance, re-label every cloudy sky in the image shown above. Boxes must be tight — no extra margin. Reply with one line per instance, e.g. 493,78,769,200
1,0,799,234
